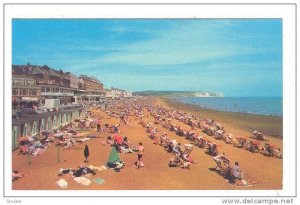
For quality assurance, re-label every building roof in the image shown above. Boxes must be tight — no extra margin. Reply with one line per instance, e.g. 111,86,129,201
12,64,69,78
79,75,103,84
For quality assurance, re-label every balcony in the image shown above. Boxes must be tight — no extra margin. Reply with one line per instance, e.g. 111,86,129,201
41,92,74,97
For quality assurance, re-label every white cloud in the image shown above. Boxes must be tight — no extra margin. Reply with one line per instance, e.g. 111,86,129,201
23,20,279,74
63,20,279,69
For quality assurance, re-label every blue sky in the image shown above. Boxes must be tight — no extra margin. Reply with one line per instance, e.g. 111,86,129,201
12,19,282,96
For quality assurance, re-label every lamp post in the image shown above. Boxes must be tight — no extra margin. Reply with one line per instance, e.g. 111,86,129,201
27,151,31,165
57,145,61,163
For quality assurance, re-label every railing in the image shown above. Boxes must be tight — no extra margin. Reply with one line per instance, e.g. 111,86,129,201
41,92,74,96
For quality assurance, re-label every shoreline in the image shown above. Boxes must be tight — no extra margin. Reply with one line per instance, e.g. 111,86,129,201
170,97,282,117
160,97,283,139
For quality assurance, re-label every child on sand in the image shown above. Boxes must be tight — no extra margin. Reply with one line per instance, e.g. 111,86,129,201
96,118,101,132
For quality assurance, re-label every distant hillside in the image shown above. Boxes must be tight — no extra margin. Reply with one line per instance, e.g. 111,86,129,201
133,91,223,98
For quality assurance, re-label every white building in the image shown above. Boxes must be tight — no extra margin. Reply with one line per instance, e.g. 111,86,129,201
105,88,132,98
66,73,80,89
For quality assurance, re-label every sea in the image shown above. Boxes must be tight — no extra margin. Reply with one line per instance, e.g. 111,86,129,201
173,97,283,117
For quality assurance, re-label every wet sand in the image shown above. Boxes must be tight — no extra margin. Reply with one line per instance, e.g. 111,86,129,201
12,98,283,190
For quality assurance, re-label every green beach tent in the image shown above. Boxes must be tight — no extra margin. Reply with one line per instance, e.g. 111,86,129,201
107,146,122,164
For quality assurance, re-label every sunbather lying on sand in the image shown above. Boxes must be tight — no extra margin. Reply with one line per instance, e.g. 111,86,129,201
12,170,24,181
58,165,96,177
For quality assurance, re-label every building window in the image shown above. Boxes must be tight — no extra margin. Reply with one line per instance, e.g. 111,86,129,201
31,90,37,96
48,80,56,84
41,87,46,92
27,80,35,86
20,89,27,96
46,87,50,92
12,89,18,96
14,79,24,85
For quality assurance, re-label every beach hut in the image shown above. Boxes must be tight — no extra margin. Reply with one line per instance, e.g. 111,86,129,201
12,126,19,149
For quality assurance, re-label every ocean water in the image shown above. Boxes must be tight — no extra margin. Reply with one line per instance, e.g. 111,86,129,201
173,97,283,116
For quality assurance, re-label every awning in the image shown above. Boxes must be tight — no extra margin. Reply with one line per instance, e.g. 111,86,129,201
21,97,39,101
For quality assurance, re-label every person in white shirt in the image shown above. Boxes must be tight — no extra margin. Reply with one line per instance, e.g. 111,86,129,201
232,161,244,179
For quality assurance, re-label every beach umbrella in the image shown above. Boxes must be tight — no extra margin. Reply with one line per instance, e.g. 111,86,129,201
107,146,122,164
20,145,28,152
115,135,123,144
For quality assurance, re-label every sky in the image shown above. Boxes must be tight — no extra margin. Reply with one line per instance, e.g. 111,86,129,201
12,19,282,97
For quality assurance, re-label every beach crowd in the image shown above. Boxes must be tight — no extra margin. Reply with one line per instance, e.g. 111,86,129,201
12,96,282,187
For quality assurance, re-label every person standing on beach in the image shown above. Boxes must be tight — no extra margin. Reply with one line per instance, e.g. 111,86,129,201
232,161,244,180
96,118,101,132
136,142,144,169
84,144,90,163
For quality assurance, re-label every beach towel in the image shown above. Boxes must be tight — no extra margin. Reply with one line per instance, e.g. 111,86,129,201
87,135,98,138
100,165,107,170
227,179,257,187
94,178,105,185
76,138,91,142
73,177,91,186
88,165,106,172
56,179,68,188
120,147,133,153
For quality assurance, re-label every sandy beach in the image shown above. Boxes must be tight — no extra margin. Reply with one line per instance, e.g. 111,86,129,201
12,97,283,190
163,98,283,139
